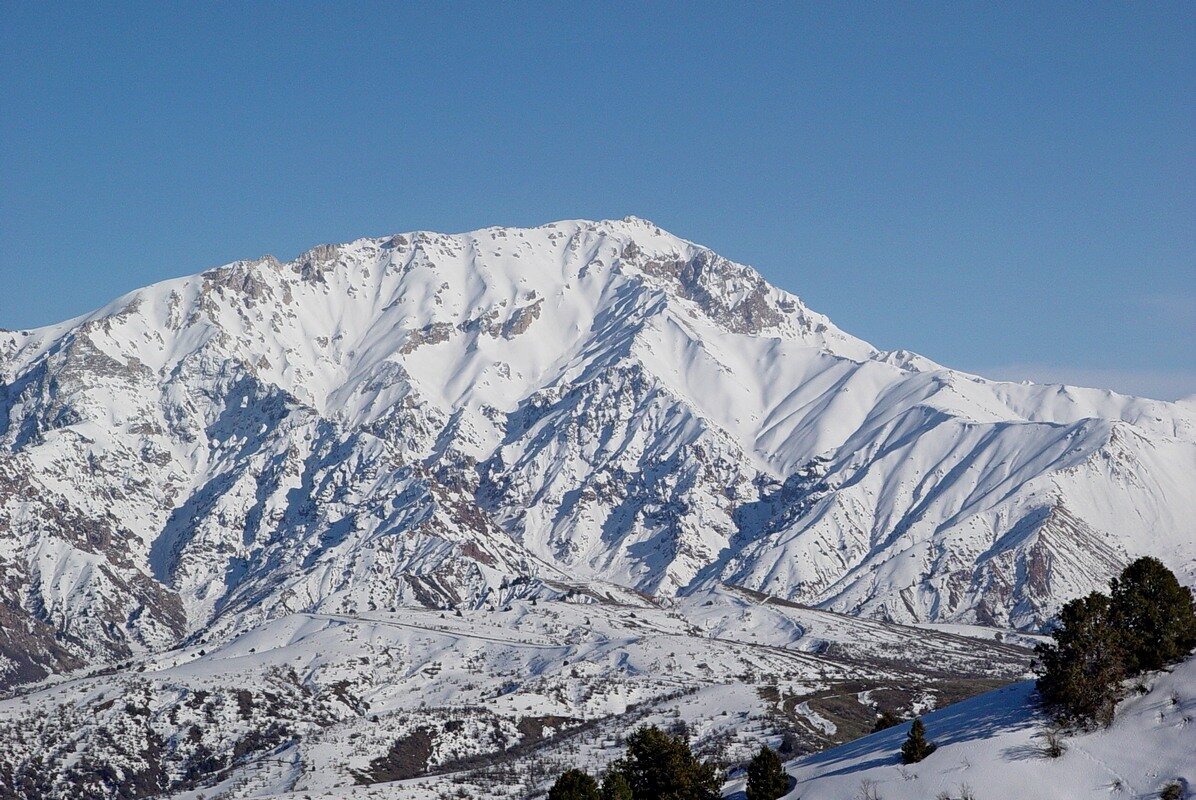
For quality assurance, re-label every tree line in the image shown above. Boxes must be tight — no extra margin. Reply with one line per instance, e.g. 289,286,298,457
546,724,789,800
1034,556,1196,728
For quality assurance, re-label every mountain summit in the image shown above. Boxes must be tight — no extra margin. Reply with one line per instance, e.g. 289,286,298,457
2,218,1193,685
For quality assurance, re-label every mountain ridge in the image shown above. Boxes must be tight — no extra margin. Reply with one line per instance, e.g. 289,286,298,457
1,217,1193,688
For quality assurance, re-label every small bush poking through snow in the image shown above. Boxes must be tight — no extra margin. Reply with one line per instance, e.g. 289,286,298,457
1159,783,1183,800
1040,725,1067,758
856,778,883,800
935,786,977,800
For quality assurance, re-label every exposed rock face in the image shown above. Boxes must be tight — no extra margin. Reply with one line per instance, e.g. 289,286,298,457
0,216,1194,686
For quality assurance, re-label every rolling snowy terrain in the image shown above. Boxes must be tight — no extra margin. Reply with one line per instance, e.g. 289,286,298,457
0,217,1193,797
0,585,1030,798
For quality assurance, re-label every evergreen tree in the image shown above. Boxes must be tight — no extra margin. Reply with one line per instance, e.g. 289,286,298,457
1109,556,1196,673
608,725,720,800
1034,591,1128,727
744,745,788,800
548,768,600,800
600,771,633,800
899,718,937,764
872,710,903,732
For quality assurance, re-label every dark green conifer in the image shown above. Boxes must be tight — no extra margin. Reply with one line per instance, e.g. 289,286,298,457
548,768,600,800
600,771,632,800
745,745,788,800
899,717,937,764
608,725,719,800
1034,591,1127,727
1110,556,1196,673
872,710,903,732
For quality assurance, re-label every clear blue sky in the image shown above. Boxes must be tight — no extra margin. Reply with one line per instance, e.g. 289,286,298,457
2,3,1193,399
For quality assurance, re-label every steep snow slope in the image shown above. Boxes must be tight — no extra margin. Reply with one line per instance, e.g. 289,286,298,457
768,654,1196,800
1,217,1194,685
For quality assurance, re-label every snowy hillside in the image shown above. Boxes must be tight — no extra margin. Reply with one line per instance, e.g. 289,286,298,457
1,217,1195,688
769,654,1196,800
0,586,1030,799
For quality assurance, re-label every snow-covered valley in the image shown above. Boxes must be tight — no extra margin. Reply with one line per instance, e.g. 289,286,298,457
0,586,1030,798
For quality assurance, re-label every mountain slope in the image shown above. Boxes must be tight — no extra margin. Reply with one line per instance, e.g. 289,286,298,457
1,217,1194,685
763,654,1196,799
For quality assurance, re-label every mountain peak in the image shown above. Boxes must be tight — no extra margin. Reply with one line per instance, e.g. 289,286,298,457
1,218,1194,693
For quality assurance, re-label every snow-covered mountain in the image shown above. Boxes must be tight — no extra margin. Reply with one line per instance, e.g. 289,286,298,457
2,216,1194,687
